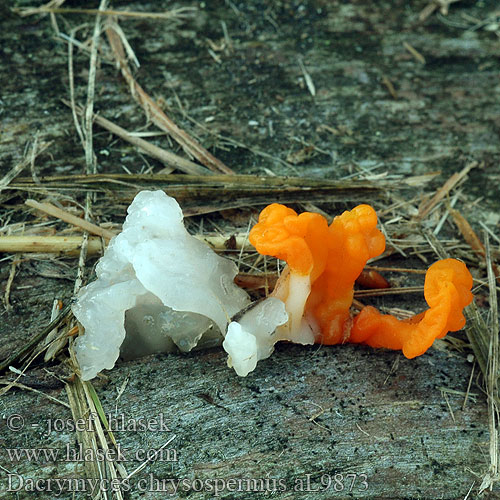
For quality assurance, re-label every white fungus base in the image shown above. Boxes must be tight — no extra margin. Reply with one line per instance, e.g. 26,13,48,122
223,297,289,376
223,267,319,376
274,271,316,344
72,190,250,380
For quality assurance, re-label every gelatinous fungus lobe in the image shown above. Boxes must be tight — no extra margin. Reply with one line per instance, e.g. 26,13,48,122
249,203,386,345
308,204,386,345
249,203,474,360
72,190,250,380
349,258,473,358
249,203,329,343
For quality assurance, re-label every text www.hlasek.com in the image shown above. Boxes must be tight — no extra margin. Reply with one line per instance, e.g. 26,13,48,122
7,474,369,496
5,443,176,464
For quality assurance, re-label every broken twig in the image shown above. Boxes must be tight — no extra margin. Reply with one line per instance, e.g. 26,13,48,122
105,22,234,175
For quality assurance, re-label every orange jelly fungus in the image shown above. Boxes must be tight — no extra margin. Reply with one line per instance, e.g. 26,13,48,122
248,203,329,280
350,258,473,358
249,203,474,358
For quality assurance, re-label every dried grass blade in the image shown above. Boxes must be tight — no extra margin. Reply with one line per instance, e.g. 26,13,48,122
479,232,500,492
66,377,108,499
26,199,116,240
62,100,211,175
417,162,476,220
0,303,73,373
450,207,500,277
0,141,53,193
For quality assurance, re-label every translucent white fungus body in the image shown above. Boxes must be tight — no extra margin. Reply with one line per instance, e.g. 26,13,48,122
223,264,320,376
72,190,250,380
223,297,289,376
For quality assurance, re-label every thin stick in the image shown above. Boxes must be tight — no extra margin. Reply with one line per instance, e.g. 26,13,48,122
61,100,210,175
74,0,107,295
8,173,390,214
105,23,234,175
433,191,459,235
353,286,424,298
30,132,41,184
74,231,89,295
417,162,476,220
0,380,70,408
464,302,490,383
381,75,398,99
84,1,104,176
403,41,426,64
364,265,426,275
0,303,73,373
482,231,499,491
3,259,19,310
91,113,185,173
82,381,127,490
419,2,438,21
450,207,500,278
0,234,251,255
352,298,365,311
441,390,456,423
26,199,116,240
462,362,475,410
16,6,196,20
67,26,85,148
125,435,176,480
65,377,112,495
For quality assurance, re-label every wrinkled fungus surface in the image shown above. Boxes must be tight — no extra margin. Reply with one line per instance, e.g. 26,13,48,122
350,258,474,358
243,202,473,363
247,203,386,345
73,190,249,380
73,194,474,380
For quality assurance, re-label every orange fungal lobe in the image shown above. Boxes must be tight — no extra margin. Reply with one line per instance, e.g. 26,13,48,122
249,204,329,277
350,258,473,358
249,202,473,358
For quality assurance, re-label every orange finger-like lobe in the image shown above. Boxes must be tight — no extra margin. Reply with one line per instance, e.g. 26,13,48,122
312,288,354,345
349,258,473,358
424,259,473,307
250,202,388,348
424,258,473,332
249,204,329,277
342,205,385,253
349,306,407,348
350,305,450,358
311,204,386,345
258,203,297,226
327,205,385,273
